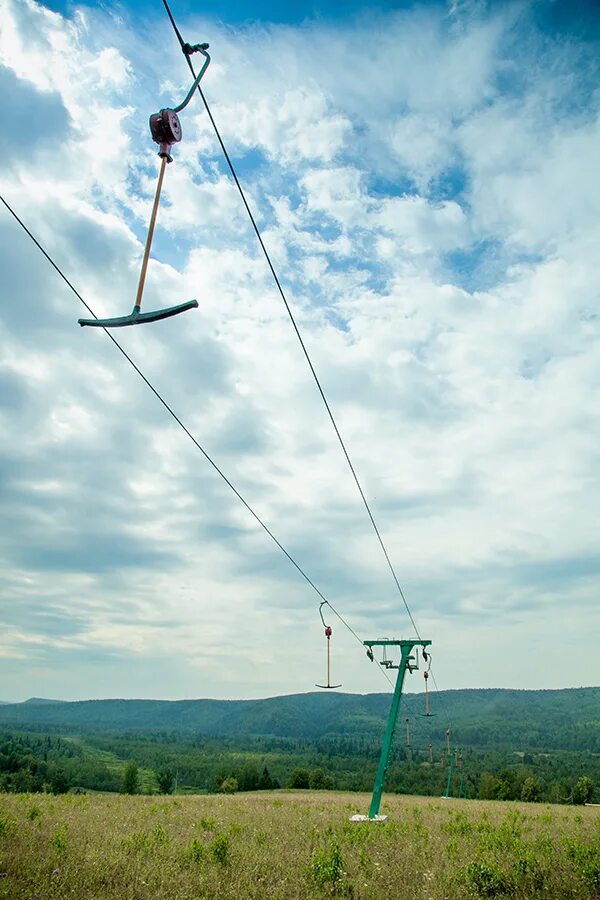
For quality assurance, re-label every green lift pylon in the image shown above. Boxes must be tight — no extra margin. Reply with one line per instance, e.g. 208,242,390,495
444,746,458,799
351,638,431,822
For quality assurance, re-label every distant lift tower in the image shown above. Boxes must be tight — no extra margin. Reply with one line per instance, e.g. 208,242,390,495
351,637,431,823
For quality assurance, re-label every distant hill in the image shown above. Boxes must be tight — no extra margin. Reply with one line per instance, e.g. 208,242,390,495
23,698,66,706
0,688,598,752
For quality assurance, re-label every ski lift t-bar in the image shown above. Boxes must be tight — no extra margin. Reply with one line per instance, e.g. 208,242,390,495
78,43,210,329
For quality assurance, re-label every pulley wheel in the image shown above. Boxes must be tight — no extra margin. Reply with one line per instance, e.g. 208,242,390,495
149,108,182,146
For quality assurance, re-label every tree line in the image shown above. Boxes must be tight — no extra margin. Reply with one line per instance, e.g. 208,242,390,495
0,730,597,804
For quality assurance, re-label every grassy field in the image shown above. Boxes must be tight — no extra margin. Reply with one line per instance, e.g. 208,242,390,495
0,790,599,899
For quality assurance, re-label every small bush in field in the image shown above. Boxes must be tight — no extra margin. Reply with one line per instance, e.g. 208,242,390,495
53,824,68,853
310,842,344,886
465,861,514,897
152,824,169,846
565,838,600,892
210,833,230,865
514,854,545,890
26,805,42,822
187,838,204,862
444,811,475,836
121,831,152,854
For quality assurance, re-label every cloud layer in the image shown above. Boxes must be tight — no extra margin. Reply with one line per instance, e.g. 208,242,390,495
0,0,598,701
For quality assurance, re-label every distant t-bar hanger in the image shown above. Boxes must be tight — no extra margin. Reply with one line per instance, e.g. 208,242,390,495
315,602,342,689
78,43,210,328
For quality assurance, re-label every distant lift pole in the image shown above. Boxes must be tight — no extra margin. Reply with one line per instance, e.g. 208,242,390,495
444,747,458,799
351,638,431,822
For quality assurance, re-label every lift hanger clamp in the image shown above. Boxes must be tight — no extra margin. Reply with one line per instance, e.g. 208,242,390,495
183,41,209,56
149,43,211,161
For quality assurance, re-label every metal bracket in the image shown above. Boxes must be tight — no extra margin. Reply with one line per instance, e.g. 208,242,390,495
149,43,211,160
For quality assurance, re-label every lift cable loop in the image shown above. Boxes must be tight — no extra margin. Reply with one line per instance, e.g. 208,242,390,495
159,0,424,644
161,0,450,712
160,0,454,733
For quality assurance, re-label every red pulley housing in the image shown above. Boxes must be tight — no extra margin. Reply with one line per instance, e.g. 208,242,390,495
424,670,429,680
150,108,182,145
149,108,182,160
325,625,332,638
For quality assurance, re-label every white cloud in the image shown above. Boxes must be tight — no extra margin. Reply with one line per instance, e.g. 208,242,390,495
211,87,351,163
300,166,366,236
377,195,470,255
388,114,455,190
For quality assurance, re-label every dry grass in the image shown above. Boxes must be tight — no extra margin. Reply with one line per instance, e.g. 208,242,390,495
0,790,599,898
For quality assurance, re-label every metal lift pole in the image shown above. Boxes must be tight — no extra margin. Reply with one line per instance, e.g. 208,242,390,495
360,638,431,820
444,747,457,799
457,750,464,798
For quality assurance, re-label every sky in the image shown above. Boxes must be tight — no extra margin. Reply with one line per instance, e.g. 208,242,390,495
0,0,599,703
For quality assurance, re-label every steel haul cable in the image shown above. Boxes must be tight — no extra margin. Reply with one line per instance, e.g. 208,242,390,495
0,193,393,689
159,1,458,734
160,0,421,641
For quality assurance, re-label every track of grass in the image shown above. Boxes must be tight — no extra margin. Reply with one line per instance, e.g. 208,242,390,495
0,791,599,898
76,739,158,793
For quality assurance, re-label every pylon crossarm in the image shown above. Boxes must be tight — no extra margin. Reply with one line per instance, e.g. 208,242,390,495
363,639,432,647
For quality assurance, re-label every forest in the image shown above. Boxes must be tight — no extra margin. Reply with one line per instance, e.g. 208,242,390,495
0,727,597,805
1,687,598,802
1,687,599,749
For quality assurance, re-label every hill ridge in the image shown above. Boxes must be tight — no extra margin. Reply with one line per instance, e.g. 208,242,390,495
0,687,598,753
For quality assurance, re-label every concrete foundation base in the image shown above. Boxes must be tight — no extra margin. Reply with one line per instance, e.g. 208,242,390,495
349,814,388,823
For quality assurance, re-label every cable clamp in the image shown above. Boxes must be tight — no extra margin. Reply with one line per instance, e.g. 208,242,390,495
183,41,210,56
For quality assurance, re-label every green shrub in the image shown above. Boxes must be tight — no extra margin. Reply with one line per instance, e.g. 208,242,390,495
465,861,514,897
121,831,152,854
218,776,238,794
514,854,545,890
211,833,230,865
565,838,600,892
310,842,344,887
187,838,204,863
152,824,169,846
444,811,475,836
53,824,68,853
573,776,595,805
